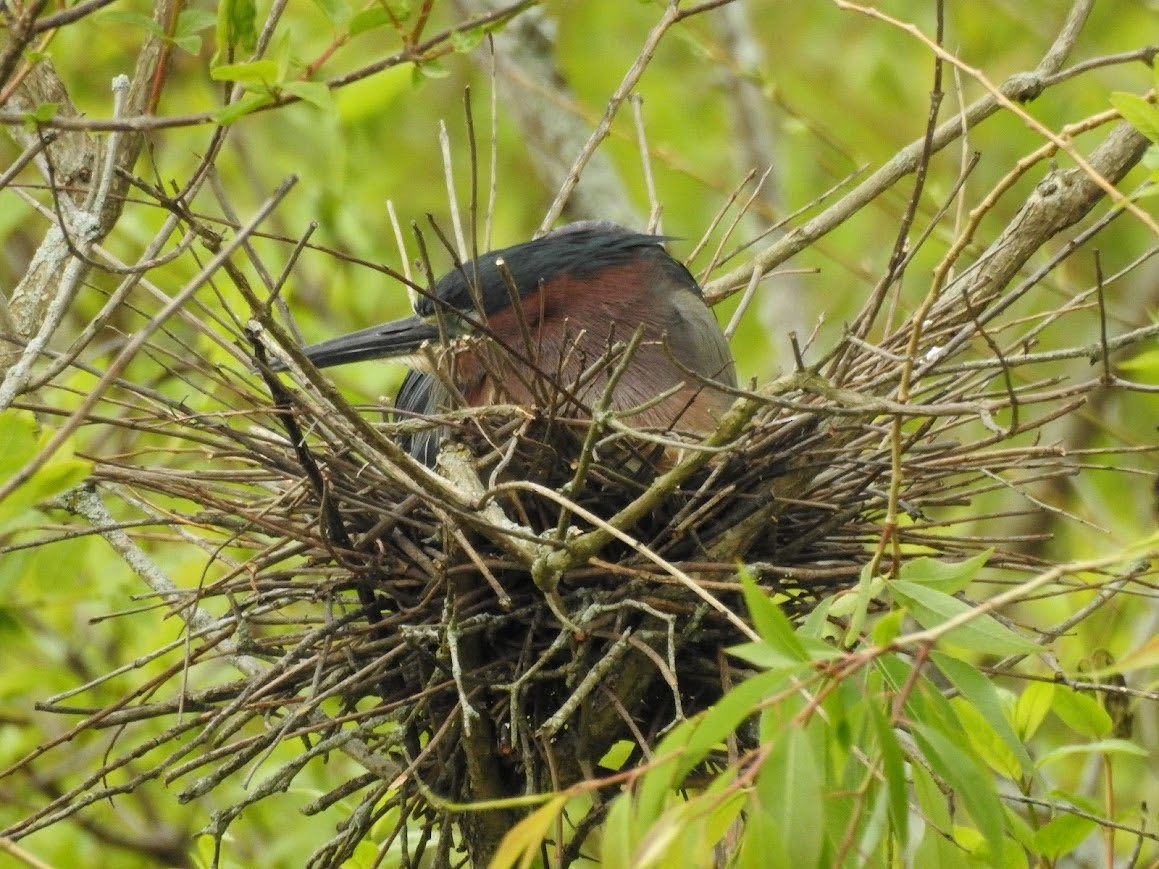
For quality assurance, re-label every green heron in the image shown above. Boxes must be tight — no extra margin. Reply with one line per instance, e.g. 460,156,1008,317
281,221,737,463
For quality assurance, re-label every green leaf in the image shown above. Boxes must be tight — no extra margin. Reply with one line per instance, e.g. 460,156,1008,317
870,608,904,646
912,763,969,867
22,102,58,125
313,0,351,28
629,667,793,844
491,794,569,869
634,810,698,867
679,668,791,782
855,783,892,864
635,718,695,825
756,727,824,869
0,411,92,531
173,34,202,54
349,6,392,36
874,652,961,733
211,59,280,85
281,80,334,111
931,651,1032,773
1036,738,1148,769
838,561,880,647
740,570,807,662
1003,805,1038,853
727,640,805,670
1050,685,1112,738
599,740,634,771
177,8,217,36
1110,92,1159,142
867,702,908,847
1014,681,1054,740
889,580,1042,654
216,0,258,57
0,410,39,476
701,785,746,850
949,698,1022,780
736,807,790,869
169,9,216,53
411,60,449,84
1033,812,1097,860
451,25,485,54
601,790,635,867
799,593,835,639
897,550,992,595
212,92,274,125
913,724,1006,861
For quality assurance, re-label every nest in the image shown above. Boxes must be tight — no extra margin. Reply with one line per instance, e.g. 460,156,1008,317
68,286,1091,865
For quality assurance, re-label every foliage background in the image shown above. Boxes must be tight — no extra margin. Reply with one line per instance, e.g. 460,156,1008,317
0,0,1156,866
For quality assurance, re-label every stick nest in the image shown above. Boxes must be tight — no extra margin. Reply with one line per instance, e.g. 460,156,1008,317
78,259,1104,863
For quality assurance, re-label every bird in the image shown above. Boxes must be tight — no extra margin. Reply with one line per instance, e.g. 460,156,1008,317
279,220,737,464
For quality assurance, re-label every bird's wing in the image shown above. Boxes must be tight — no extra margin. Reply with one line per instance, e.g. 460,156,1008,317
395,369,449,465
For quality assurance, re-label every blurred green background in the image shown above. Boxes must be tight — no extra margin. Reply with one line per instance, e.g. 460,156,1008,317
1,1,1155,865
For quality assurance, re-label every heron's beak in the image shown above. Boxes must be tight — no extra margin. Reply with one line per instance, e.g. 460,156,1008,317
286,315,442,370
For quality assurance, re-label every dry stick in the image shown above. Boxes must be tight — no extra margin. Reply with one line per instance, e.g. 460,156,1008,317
267,220,317,344
688,167,758,267
880,0,944,319
29,0,118,33
880,107,1131,363
386,200,413,292
0,2,538,134
538,628,636,738
0,0,52,96
723,266,764,341
498,479,761,643
0,133,55,335
163,625,407,785
439,119,468,262
837,0,1159,238
0,177,296,504
874,122,1147,578
521,380,773,593
18,180,196,279
989,232,1154,363
485,36,499,251
249,327,387,629
715,165,865,274
463,87,481,272
913,122,1149,382
0,129,55,191
630,94,663,233
1093,249,1112,386
960,287,1019,436
14,193,189,391
554,329,647,539
703,0,1096,304
250,283,558,573
855,0,948,578
0,75,130,406
703,166,773,281
209,167,279,302
538,0,682,232
55,488,401,779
